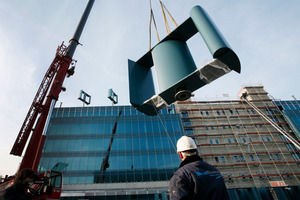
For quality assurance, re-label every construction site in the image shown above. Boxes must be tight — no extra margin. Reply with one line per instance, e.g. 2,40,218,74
176,86,300,198
1,0,300,200
36,85,300,199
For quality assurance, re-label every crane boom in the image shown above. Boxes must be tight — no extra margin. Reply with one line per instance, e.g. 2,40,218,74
9,0,95,172
10,44,67,156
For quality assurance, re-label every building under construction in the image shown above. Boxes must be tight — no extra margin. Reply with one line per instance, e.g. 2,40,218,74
38,85,300,199
176,85,300,199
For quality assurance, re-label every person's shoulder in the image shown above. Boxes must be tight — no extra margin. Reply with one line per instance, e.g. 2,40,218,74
172,165,187,178
196,159,218,169
185,160,220,175
174,163,194,177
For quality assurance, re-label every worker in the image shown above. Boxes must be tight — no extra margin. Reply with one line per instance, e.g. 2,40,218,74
169,136,230,200
2,168,38,200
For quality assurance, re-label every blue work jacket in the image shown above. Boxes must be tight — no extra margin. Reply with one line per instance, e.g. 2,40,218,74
169,155,230,200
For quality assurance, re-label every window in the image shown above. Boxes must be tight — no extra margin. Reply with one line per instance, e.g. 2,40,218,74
248,174,253,180
266,137,271,142
227,139,231,144
182,118,190,123
240,173,246,181
242,138,247,143
256,154,262,161
217,110,220,115
269,154,274,160
185,128,194,135
275,153,281,160
227,174,233,182
266,108,274,115
168,108,174,114
250,155,255,161
181,111,189,118
209,139,220,144
240,155,245,162
184,122,191,126
214,157,219,163
206,111,209,116
234,156,239,162
221,156,226,163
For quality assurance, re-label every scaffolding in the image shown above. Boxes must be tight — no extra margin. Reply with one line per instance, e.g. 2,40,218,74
175,86,300,190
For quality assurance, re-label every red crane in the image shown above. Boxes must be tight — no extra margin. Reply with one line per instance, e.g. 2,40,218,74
11,0,95,172
1,1,95,199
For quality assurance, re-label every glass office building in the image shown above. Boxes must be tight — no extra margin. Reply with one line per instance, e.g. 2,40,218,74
38,105,184,185
274,100,300,140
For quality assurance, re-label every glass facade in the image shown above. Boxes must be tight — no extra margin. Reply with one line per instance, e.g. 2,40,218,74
38,105,184,184
274,100,300,140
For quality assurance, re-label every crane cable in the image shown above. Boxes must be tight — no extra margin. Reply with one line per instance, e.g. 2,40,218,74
149,0,178,50
149,0,160,50
159,1,178,34
150,99,178,156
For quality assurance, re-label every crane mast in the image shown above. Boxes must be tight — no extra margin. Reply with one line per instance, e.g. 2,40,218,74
10,0,95,172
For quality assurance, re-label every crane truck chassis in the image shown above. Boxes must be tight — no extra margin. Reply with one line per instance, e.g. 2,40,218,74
0,171,62,200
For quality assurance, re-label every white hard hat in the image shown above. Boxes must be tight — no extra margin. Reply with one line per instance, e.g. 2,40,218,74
177,136,197,152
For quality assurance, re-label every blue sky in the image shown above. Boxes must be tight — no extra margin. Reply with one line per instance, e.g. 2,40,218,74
0,0,299,176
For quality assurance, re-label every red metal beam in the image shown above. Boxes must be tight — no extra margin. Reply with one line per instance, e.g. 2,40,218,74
10,44,67,156
19,54,72,171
